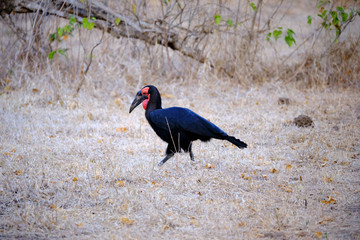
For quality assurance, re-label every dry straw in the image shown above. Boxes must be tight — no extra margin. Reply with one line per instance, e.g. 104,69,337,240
0,0,359,239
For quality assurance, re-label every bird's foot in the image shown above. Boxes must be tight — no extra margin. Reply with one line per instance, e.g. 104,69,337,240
158,153,174,166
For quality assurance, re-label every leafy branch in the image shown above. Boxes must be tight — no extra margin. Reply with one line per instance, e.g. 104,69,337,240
266,27,296,47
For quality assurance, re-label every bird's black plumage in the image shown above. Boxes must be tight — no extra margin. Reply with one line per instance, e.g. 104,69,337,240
129,85,247,166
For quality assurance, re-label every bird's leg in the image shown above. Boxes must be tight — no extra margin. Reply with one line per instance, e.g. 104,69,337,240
158,153,174,166
188,143,194,161
158,145,176,166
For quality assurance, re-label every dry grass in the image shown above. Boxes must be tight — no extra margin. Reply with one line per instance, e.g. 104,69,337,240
1,81,360,239
1,0,360,239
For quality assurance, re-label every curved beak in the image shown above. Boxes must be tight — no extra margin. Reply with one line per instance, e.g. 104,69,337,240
129,91,147,113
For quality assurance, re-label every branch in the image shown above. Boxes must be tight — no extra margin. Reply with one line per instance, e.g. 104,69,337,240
5,0,209,65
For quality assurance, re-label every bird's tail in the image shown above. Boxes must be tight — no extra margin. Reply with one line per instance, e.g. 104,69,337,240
226,136,247,149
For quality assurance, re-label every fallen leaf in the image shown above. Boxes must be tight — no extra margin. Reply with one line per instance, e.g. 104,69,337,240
88,113,94,120
270,168,279,174
70,102,77,109
205,163,215,169
340,161,350,166
116,127,128,133
284,185,292,192
285,164,292,170
315,232,322,237
241,173,250,180
121,217,134,225
190,219,200,226
322,176,333,183
14,170,23,176
4,152,12,157
115,98,123,106
151,181,162,187
121,204,128,211
116,180,126,187
72,177,78,182
321,196,337,205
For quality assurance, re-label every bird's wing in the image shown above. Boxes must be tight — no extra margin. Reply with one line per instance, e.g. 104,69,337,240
149,107,228,139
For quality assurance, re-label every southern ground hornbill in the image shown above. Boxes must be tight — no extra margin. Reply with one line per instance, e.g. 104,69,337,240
129,85,247,166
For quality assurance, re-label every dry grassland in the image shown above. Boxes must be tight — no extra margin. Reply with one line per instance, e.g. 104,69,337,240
1,81,360,239
1,0,360,239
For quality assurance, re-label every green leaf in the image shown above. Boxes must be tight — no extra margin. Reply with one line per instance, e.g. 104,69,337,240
88,22,95,30
64,25,72,33
69,15,76,25
307,15,312,25
115,17,121,25
318,10,328,20
331,10,338,20
341,12,348,22
58,49,68,56
214,14,221,26
287,28,295,36
285,28,296,47
285,36,294,47
331,11,339,27
91,17,96,21
48,50,56,59
49,33,56,42
82,17,88,29
250,2,257,12
317,1,324,9
358,10,360,17
336,6,344,12
57,27,64,37
227,19,233,27
273,29,282,41
266,32,271,42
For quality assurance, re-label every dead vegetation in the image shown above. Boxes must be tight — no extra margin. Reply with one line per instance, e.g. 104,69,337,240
0,0,360,239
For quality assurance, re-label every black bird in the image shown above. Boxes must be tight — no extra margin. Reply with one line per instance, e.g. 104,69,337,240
129,85,247,166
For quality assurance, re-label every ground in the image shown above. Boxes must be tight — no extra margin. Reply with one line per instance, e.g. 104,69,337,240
1,82,359,239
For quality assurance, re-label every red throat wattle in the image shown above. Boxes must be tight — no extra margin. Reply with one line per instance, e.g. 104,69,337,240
142,98,149,110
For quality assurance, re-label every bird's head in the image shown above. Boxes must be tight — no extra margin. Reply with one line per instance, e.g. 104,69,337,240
129,85,161,113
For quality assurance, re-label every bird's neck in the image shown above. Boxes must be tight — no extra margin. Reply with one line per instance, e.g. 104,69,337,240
145,91,162,114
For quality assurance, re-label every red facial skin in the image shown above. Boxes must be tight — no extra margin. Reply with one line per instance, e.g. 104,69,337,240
141,87,150,110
